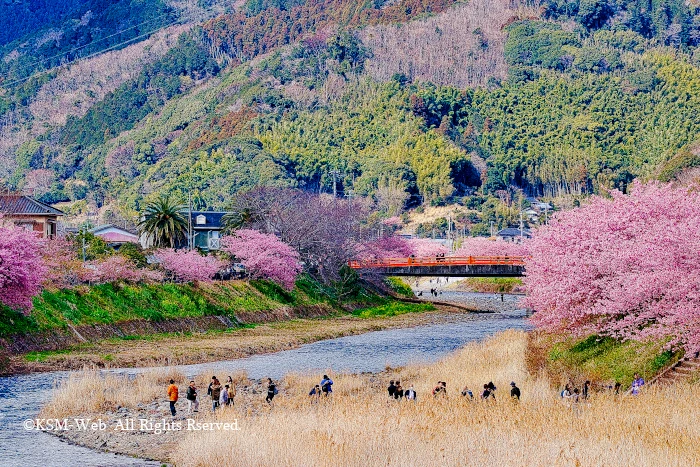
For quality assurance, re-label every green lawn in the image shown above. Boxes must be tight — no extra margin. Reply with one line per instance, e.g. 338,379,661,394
1,276,386,339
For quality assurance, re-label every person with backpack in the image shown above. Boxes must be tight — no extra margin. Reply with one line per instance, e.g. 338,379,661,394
433,381,447,398
487,381,496,399
560,384,572,404
210,378,222,412
320,375,333,396
582,380,591,400
266,378,277,403
388,380,397,399
186,380,199,414
510,381,521,400
167,379,179,416
404,385,417,401
481,384,491,400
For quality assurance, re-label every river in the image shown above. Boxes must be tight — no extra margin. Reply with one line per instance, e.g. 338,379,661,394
0,293,529,467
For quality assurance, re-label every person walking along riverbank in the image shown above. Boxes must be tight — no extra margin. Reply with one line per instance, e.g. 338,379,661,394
186,380,199,414
266,378,277,404
320,375,333,396
167,379,178,416
226,376,236,406
210,377,222,412
510,382,520,400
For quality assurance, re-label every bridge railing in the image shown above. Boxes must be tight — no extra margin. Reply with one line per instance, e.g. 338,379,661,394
348,255,527,269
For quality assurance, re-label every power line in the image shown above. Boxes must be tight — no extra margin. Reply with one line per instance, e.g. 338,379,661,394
0,10,176,82
1,16,187,89
1,8,224,90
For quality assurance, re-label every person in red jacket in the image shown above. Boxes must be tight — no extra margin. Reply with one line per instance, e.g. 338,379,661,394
167,379,179,416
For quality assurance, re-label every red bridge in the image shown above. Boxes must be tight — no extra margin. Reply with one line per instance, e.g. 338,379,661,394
348,256,527,277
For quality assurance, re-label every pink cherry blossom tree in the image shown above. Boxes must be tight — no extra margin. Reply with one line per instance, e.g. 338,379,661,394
524,181,700,354
0,222,46,312
454,236,529,257
357,235,414,260
408,238,449,257
221,229,302,290
41,237,85,289
154,249,224,283
85,255,164,284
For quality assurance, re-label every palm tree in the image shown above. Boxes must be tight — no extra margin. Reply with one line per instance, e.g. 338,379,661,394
221,206,257,233
138,195,187,247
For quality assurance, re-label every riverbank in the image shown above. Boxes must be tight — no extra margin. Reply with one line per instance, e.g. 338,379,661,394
11,306,484,374
7,281,523,375
2,277,435,374
40,330,700,466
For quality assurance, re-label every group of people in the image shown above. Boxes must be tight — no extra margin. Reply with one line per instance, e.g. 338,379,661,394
385,380,521,402
169,371,647,416
559,373,644,406
560,380,590,404
308,375,334,401
168,375,238,416
387,380,417,400
207,376,236,411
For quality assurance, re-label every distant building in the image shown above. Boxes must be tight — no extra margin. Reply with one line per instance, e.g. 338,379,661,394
185,211,227,251
497,227,531,242
524,209,539,221
0,194,64,238
90,224,140,247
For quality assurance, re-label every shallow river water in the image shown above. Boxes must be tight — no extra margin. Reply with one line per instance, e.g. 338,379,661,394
0,294,529,467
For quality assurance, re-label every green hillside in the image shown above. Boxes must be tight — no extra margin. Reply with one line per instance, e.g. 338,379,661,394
2,0,700,227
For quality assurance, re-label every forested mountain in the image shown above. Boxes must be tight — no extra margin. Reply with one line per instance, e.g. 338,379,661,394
2,0,700,231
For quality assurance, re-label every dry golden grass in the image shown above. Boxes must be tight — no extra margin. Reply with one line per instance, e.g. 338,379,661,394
170,331,699,467
42,331,699,466
41,368,188,417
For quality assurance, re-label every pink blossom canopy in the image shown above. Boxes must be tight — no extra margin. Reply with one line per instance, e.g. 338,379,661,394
524,181,700,354
0,223,46,312
154,249,224,283
221,229,302,290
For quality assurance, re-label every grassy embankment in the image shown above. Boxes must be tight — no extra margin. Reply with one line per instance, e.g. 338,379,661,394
42,330,700,466
1,277,437,372
527,331,682,389
451,277,523,293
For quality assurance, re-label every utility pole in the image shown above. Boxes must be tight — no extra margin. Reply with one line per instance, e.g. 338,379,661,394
330,169,341,198
519,193,524,240
448,213,452,252
519,210,524,240
188,190,193,251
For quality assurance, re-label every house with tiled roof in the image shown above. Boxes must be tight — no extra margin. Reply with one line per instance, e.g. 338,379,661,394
0,194,64,238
